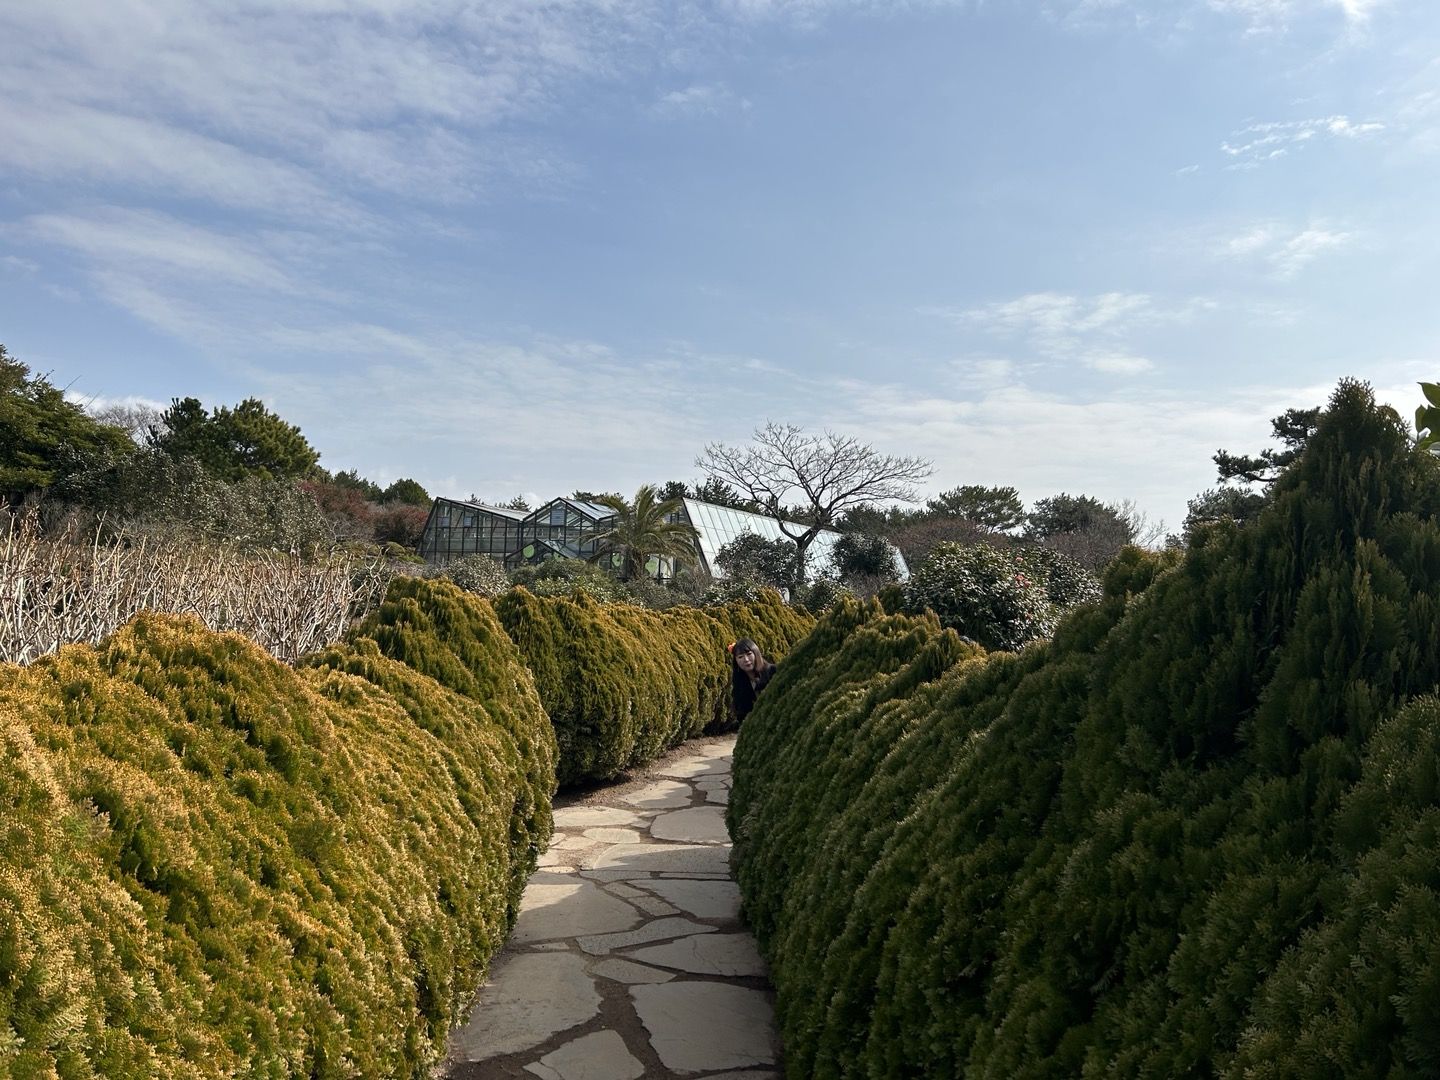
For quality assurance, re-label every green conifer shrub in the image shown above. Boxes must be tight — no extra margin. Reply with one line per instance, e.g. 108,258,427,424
494,586,811,786
729,380,1440,1077
0,576,554,1078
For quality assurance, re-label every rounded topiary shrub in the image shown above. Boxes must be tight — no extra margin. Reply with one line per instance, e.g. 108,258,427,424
794,578,855,615
1013,543,1102,608
903,540,1053,650
507,558,628,602
441,553,510,597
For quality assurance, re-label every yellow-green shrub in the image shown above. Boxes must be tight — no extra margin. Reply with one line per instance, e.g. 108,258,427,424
729,382,1440,1077
494,586,811,787
0,577,554,1078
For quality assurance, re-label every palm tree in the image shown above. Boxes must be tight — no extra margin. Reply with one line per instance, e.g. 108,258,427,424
589,484,700,581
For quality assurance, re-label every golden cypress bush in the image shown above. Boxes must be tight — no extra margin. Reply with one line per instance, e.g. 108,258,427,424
0,576,554,1078
729,380,1440,1077
494,586,811,787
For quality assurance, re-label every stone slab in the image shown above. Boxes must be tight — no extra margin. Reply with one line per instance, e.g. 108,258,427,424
523,1030,644,1080
706,787,730,806
630,982,779,1073
511,882,642,943
653,755,730,780
552,806,647,829
627,893,680,917
615,779,692,809
529,870,585,886
578,869,651,883
588,843,731,877
627,934,767,977
591,958,677,984
633,879,742,921
650,806,730,844
455,953,600,1060
582,827,643,844
577,917,715,956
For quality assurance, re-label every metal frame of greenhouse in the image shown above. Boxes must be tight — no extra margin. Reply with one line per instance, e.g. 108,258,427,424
417,494,906,582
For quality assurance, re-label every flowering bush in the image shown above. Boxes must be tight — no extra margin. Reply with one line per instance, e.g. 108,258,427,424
903,541,1055,650
1013,544,1102,608
441,553,510,597
506,557,628,602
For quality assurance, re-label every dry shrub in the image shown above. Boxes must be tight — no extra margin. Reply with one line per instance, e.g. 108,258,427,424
0,508,389,665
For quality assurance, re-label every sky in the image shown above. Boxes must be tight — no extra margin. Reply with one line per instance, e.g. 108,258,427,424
2,0,1438,534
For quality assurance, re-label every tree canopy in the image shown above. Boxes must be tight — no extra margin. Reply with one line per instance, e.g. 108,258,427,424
1213,406,1321,485
381,478,430,507
588,484,700,581
150,396,319,481
697,422,931,587
925,484,1026,531
0,344,135,504
715,533,801,590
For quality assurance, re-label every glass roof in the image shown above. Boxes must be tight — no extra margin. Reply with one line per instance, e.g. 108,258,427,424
523,497,616,523
680,499,908,581
439,498,529,520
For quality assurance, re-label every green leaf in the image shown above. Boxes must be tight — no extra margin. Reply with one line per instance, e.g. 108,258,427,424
1422,382,1440,409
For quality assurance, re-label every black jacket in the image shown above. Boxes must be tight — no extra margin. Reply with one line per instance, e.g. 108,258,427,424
732,661,776,724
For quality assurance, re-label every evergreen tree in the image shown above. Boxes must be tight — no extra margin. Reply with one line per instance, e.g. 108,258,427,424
151,396,319,481
0,345,136,503
729,379,1440,1078
926,484,1027,531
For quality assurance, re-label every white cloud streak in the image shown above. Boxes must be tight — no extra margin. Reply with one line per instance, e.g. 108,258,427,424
1217,220,1356,276
925,292,1214,376
1221,114,1385,168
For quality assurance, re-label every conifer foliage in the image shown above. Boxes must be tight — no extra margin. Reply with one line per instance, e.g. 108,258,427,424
729,381,1440,1077
0,578,555,1078
494,587,812,787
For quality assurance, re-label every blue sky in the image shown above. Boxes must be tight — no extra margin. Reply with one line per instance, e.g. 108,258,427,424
2,0,1437,533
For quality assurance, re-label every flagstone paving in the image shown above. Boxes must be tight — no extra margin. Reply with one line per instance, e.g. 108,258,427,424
438,734,782,1080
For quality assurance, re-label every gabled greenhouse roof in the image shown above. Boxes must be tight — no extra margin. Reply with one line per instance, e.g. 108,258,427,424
523,497,616,523
681,499,909,581
438,498,529,521
680,499,836,579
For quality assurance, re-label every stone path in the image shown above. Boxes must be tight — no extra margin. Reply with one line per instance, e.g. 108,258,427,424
438,733,782,1079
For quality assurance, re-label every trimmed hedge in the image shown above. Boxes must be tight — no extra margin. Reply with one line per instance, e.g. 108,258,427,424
729,380,1440,1077
0,577,554,1078
494,587,812,787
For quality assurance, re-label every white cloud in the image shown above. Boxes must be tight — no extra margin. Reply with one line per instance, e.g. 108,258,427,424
927,292,1206,373
653,82,751,117
1216,220,1356,276
1086,353,1155,374
1221,114,1385,168
20,210,297,291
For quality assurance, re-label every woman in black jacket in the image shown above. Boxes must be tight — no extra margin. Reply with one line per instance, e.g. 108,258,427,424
729,637,776,725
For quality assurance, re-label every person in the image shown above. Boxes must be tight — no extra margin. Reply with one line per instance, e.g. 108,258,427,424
729,637,776,725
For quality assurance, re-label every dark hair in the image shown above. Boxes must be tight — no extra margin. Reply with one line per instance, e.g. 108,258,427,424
732,637,759,656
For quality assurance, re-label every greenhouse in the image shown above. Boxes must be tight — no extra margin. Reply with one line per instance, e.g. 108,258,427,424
418,494,905,581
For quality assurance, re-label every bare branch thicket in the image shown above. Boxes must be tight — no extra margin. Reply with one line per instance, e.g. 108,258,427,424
0,509,392,666
698,422,932,537
1107,498,1167,550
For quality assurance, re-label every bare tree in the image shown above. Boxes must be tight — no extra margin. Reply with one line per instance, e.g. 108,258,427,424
88,400,166,443
697,422,932,586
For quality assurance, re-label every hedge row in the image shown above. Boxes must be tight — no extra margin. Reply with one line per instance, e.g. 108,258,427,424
494,587,812,787
729,380,1440,1077
0,577,555,1079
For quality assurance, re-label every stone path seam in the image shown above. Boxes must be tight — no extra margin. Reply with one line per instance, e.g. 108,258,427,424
438,734,782,1080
